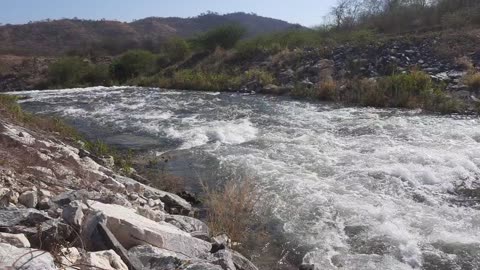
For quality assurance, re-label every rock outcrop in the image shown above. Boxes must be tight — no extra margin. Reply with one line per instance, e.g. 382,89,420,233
0,119,258,270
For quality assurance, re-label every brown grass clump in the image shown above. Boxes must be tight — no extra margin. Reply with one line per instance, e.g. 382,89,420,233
455,56,475,71
464,72,480,92
203,178,259,243
314,80,337,101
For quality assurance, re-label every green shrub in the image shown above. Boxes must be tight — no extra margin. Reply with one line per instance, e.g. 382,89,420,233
110,50,157,83
192,24,247,51
48,57,91,88
82,64,112,86
160,37,191,63
379,71,433,108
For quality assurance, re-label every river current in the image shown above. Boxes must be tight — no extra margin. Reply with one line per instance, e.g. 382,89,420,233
13,86,480,270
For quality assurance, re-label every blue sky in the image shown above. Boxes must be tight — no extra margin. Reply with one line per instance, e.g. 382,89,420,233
0,0,337,26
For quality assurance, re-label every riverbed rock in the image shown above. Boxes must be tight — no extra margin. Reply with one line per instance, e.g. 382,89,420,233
86,200,211,257
18,190,38,208
0,232,30,247
0,243,57,269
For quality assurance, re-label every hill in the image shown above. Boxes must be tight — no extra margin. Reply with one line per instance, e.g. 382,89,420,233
0,12,302,56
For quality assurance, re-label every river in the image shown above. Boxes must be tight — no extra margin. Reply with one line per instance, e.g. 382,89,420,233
13,86,480,270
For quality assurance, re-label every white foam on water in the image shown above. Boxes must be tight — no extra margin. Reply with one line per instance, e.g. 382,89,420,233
166,118,258,149
15,87,480,269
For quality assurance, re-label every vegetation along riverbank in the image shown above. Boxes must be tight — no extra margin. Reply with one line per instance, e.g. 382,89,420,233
2,1,480,114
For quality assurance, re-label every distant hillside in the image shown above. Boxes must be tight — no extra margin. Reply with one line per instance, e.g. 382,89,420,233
0,12,302,56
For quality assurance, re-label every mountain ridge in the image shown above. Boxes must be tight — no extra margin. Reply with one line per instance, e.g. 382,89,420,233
0,12,303,56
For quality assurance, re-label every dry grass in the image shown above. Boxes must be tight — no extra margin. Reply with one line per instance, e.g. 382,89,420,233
464,72,480,92
203,178,259,243
314,80,337,101
456,56,475,71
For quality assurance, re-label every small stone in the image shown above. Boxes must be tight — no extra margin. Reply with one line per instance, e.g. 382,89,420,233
38,189,52,198
136,206,166,222
100,156,115,169
59,247,82,267
213,234,231,248
128,193,139,200
83,250,128,270
148,198,156,207
38,197,53,210
18,190,38,208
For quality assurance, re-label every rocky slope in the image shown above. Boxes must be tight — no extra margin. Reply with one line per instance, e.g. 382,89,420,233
0,118,257,270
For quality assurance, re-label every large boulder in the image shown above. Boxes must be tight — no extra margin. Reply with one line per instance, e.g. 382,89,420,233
0,232,30,247
85,201,211,257
0,243,57,270
0,208,50,228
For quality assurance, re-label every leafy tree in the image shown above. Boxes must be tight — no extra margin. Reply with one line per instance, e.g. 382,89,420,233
110,50,156,82
161,37,191,63
192,24,247,51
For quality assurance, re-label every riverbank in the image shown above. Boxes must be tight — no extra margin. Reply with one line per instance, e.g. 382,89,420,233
0,95,260,269
3,29,480,115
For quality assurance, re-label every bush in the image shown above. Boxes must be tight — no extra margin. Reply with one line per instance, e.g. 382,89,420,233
379,71,433,108
82,64,112,86
203,178,259,242
192,24,247,51
110,50,157,83
48,57,91,88
48,57,112,88
160,37,191,63
464,72,480,92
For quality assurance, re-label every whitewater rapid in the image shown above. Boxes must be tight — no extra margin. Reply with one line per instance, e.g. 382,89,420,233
13,87,480,269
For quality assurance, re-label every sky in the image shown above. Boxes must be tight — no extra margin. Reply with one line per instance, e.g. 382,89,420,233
0,0,337,27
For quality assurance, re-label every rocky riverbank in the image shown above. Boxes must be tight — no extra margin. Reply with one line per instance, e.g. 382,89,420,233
0,118,258,270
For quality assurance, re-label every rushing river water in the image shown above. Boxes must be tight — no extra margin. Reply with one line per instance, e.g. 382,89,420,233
13,86,480,270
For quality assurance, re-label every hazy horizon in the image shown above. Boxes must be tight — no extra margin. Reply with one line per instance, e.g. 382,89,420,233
0,0,337,27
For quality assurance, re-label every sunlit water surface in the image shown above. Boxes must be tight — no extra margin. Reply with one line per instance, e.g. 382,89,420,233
14,87,480,270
